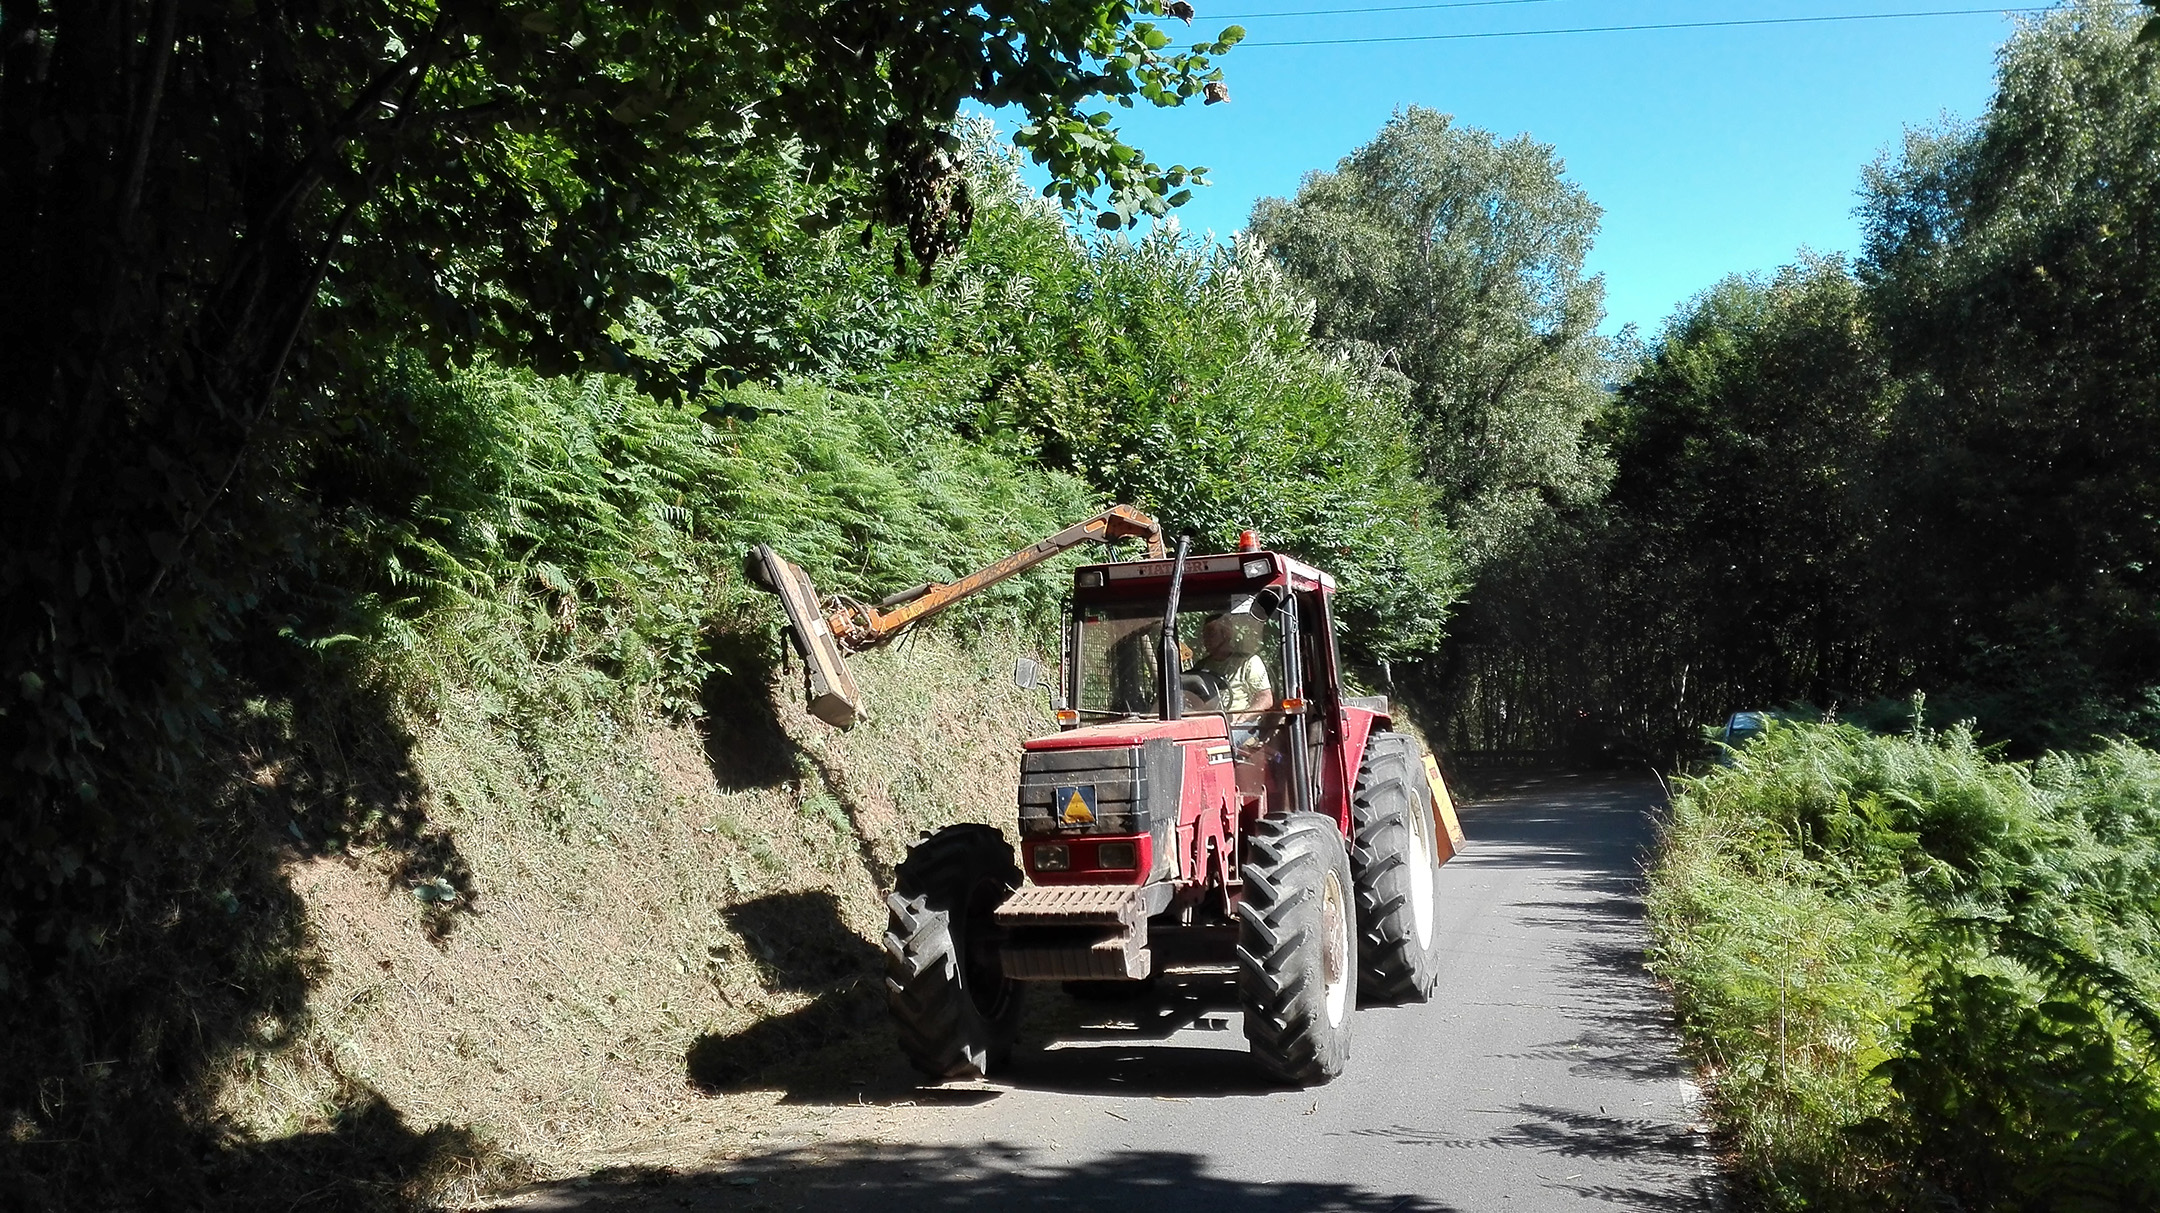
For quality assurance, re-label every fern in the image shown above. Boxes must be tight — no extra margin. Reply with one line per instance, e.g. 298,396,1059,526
1652,720,2160,1209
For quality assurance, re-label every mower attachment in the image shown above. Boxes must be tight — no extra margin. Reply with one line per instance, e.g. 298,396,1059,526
747,505,1163,731
748,544,863,729
993,883,1153,981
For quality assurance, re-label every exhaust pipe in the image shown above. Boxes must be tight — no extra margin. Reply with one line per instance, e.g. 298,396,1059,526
1158,535,1191,722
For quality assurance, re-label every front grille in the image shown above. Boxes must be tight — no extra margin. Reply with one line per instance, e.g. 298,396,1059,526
1017,745,1144,834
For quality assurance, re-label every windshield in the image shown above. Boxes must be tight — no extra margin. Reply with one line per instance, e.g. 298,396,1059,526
1073,593,1284,719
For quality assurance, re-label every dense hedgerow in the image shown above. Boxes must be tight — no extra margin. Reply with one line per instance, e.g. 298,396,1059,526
312,362,1099,725
1650,718,2160,1210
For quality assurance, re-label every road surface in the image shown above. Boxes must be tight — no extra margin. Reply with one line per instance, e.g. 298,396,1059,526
495,772,1722,1211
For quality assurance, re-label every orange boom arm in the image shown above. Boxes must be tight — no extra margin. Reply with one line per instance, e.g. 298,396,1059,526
749,504,1163,728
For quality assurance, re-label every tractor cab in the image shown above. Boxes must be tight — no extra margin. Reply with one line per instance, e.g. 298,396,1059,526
1059,538,1355,826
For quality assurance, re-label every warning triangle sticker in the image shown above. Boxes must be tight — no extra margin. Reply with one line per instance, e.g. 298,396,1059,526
1062,788,1095,824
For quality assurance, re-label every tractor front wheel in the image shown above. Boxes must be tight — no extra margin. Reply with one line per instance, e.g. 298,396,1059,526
1237,812,1357,1085
1351,731,1444,1004
883,824,1024,1080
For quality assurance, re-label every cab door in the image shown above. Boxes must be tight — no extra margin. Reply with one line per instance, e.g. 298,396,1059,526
1295,588,1350,819
1276,591,1313,816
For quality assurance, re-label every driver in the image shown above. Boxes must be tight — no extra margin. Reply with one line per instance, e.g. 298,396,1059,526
1190,611,1276,714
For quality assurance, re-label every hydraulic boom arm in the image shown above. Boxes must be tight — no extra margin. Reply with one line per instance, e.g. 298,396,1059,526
748,504,1163,729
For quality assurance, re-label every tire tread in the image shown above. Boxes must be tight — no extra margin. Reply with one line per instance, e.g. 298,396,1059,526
1351,732,1442,1004
882,824,1022,1079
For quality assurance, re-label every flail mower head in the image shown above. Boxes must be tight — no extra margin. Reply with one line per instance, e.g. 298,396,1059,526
745,544,864,729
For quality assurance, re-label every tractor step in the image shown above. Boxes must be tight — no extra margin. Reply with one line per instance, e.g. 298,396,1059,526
994,884,1153,982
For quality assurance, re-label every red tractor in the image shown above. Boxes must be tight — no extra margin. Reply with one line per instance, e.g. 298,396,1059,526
750,506,1461,1086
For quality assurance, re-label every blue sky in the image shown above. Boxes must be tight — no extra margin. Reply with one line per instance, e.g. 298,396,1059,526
1004,0,2031,336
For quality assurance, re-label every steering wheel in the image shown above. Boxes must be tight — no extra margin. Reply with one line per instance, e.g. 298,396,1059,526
1180,668,1226,707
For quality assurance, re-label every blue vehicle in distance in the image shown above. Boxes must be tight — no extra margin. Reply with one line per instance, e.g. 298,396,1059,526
1713,710,1781,765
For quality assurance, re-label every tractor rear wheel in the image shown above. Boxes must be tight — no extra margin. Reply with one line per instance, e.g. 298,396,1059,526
1237,812,1357,1084
883,824,1024,1080
1351,732,1443,1004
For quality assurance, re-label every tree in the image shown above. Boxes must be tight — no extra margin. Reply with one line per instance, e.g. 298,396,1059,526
1422,9,2160,757
1595,260,1897,731
0,3,1240,1201
1860,5,2160,746
0,0,1241,906
833,153,1464,663
1247,106,1610,567
1434,261,1899,757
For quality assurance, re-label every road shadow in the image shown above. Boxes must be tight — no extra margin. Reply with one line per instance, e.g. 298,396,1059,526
487,1141,1466,1213
998,975,1289,1097
686,953,1286,1102
1336,1105,1719,1212
681,773,1697,1114
1495,1104,1722,1211
1450,774,1665,871
679,883,1293,1103
1474,770,1693,1061
1446,772,1708,1165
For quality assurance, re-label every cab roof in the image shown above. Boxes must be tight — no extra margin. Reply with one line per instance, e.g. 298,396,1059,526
1072,549,1336,594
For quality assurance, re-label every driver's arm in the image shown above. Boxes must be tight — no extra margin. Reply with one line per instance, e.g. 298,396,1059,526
1227,654,1276,714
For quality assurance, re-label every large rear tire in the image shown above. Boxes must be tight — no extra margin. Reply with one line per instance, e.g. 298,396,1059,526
883,824,1024,1080
1237,812,1357,1085
1351,731,1443,1004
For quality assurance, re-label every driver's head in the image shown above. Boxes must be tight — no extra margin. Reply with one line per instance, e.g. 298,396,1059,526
1202,612,1261,658
1200,613,1234,655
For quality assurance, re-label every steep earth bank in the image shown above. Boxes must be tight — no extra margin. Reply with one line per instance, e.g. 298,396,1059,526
216,629,1050,1189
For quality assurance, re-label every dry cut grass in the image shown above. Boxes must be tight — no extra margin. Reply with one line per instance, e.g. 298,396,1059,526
213,626,1049,1186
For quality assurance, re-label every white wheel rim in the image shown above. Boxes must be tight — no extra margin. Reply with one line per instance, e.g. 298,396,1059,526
1409,798,1436,949
1321,869,1350,1026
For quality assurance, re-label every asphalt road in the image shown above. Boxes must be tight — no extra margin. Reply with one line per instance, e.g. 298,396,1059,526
505,772,1723,1212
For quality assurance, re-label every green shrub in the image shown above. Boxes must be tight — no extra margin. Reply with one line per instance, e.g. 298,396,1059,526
308,359,1094,802
1651,720,2160,1210
599,132,1465,663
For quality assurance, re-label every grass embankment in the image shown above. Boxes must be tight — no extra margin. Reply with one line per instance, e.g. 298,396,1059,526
220,632,1040,1183
204,364,1089,1196
1649,721,2160,1210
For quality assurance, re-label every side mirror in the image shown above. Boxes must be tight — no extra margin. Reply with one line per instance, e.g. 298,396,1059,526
1014,656,1068,714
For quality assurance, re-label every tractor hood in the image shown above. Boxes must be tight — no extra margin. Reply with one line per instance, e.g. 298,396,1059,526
1021,716,1229,751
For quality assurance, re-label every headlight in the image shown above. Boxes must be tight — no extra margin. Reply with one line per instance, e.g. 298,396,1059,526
1241,557,1272,580
1095,841,1138,871
1031,843,1070,872
1076,569,1106,588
